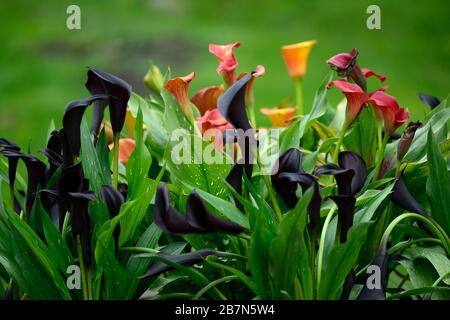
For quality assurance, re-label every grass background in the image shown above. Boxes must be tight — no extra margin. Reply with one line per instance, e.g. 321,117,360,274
0,0,449,151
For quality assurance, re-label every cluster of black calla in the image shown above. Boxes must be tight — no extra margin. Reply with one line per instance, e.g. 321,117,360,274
1,68,131,266
271,148,322,230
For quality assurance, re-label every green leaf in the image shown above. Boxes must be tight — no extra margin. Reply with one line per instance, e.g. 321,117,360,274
343,107,377,167
126,107,152,200
268,187,313,299
426,127,450,234
402,246,450,285
166,133,231,198
128,92,168,158
403,104,450,162
398,258,450,300
195,189,249,229
248,196,274,299
354,183,394,225
41,209,73,272
1,207,71,299
318,222,371,299
80,119,110,226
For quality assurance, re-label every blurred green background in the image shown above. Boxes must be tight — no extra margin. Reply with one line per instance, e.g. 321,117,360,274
0,0,449,151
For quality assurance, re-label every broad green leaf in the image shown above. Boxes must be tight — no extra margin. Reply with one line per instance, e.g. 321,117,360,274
402,246,450,285
126,108,152,200
2,207,71,299
343,107,377,167
403,105,450,162
318,222,371,299
426,127,450,234
195,189,249,229
354,183,394,225
268,188,313,299
166,133,231,198
399,258,450,300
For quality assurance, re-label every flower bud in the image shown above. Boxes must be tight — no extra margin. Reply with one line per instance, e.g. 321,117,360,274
397,121,421,162
144,64,164,94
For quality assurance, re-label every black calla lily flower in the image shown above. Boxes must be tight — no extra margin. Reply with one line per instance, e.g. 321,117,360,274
67,190,96,267
101,185,124,250
357,247,389,300
140,248,219,279
0,149,46,218
390,171,435,235
329,195,356,243
101,185,124,218
218,72,257,209
85,68,132,136
315,151,367,242
40,130,64,179
117,183,128,201
418,93,441,109
315,151,367,196
154,184,245,235
218,72,253,131
272,148,322,228
62,94,109,164
390,171,426,216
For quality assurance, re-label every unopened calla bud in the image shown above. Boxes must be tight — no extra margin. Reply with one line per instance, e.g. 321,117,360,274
397,121,421,162
144,64,164,94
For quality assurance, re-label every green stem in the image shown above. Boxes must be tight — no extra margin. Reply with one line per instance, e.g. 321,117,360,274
193,275,238,300
247,102,257,128
294,77,304,115
76,236,88,300
61,212,70,239
317,204,337,288
120,246,160,254
380,212,450,255
112,133,120,189
257,151,282,222
332,121,349,164
372,127,389,182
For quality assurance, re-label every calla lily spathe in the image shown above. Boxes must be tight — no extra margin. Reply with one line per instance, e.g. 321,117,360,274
209,42,241,86
260,107,297,127
164,72,196,118
281,40,316,80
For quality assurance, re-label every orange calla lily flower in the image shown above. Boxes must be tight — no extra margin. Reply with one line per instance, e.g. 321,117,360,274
281,40,317,79
191,85,224,115
260,107,297,127
164,72,196,117
108,138,136,165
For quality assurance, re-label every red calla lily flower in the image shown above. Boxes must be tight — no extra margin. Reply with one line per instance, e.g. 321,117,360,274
368,90,409,134
361,68,386,82
196,108,234,135
209,42,241,86
327,80,369,125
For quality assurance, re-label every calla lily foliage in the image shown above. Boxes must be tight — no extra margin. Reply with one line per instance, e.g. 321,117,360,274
0,42,449,302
